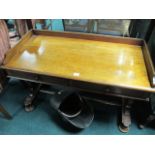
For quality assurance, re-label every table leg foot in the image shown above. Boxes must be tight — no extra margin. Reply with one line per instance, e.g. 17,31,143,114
119,123,129,133
139,124,145,129
25,105,35,112
138,114,155,129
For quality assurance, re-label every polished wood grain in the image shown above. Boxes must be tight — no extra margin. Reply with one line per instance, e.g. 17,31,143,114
3,34,151,89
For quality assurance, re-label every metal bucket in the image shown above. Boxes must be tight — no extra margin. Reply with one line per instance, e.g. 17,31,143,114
50,90,94,129
59,93,82,118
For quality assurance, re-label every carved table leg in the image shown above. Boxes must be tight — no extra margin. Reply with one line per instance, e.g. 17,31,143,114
119,98,132,133
138,97,155,129
139,114,155,129
24,83,41,112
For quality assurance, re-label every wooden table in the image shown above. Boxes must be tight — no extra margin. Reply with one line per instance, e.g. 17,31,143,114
1,30,155,132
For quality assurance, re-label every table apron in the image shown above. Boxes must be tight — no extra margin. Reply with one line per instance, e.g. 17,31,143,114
5,69,151,101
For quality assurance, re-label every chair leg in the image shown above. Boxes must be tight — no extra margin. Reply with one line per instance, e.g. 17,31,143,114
0,104,12,119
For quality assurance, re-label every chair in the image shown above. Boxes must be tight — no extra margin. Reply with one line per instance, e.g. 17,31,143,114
94,19,131,37
64,19,93,33
0,20,12,119
0,104,12,119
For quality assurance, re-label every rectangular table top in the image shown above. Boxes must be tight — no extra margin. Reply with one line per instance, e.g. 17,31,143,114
2,31,152,90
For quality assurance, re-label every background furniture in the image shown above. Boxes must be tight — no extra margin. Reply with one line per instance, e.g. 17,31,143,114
64,19,93,33
0,20,11,119
93,19,131,36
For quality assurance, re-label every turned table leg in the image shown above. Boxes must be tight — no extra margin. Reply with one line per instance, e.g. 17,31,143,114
119,98,132,133
24,83,42,112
